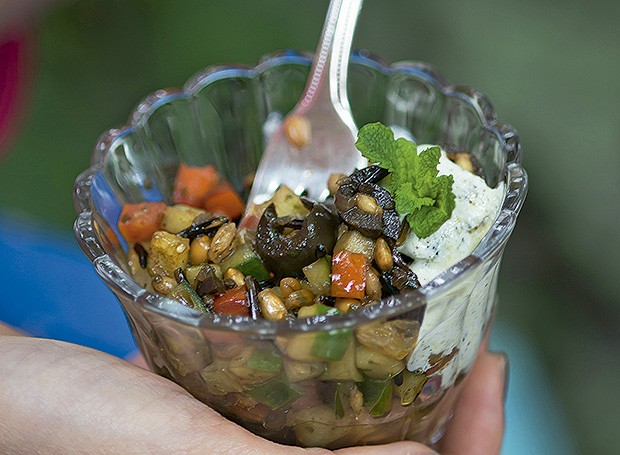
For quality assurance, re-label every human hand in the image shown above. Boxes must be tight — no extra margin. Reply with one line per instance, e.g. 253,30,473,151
0,329,505,454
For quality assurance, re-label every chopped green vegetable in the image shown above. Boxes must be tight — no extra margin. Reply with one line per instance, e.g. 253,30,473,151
333,383,348,419
355,122,455,238
296,303,352,361
303,304,353,361
246,378,302,409
360,378,393,417
298,302,340,318
312,330,352,361
170,279,209,313
395,371,427,406
219,243,269,281
321,338,363,381
245,346,282,373
302,256,331,295
355,345,405,380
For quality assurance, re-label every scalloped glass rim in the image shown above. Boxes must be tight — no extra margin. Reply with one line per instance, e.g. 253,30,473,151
73,49,528,335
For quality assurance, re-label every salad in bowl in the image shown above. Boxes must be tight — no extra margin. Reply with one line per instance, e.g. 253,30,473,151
73,51,527,448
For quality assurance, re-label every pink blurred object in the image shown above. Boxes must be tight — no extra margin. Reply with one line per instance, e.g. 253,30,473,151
0,29,36,158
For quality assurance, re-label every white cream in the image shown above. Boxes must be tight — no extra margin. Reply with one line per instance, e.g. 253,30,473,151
399,146,504,286
397,145,505,383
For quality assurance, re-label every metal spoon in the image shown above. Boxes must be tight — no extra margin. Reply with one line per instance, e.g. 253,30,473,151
247,0,364,206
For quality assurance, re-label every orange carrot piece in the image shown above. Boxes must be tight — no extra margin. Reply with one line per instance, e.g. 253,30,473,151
213,286,250,316
330,251,368,299
117,201,167,243
172,163,220,207
203,181,245,220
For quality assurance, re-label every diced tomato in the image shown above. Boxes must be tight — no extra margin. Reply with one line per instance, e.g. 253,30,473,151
172,163,220,207
213,286,250,316
330,251,368,299
104,226,121,248
117,201,167,243
202,180,245,220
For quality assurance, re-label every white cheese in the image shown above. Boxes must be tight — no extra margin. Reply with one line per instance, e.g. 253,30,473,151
397,145,504,383
399,146,504,286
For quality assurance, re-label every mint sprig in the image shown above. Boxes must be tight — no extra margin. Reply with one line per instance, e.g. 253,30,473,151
355,122,455,238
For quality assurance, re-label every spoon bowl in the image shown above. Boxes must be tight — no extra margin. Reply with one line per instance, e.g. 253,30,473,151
247,0,365,205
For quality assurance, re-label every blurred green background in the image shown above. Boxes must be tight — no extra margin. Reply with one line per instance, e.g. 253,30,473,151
1,0,619,453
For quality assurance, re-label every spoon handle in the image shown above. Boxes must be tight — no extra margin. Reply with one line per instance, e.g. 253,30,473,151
300,0,363,120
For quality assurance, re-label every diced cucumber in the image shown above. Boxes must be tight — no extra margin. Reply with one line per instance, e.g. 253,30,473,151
313,330,352,361
280,333,320,361
297,302,340,318
270,185,310,218
199,367,245,395
227,365,276,385
184,265,202,287
170,279,209,313
246,378,303,410
302,256,331,295
283,358,325,382
245,345,282,373
297,303,352,362
292,405,351,446
161,204,205,233
321,338,363,381
360,378,393,417
333,230,375,262
220,243,269,281
355,345,405,380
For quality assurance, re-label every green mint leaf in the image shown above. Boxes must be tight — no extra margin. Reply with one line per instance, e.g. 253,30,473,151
408,174,455,238
395,183,434,213
355,123,456,238
355,122,398,170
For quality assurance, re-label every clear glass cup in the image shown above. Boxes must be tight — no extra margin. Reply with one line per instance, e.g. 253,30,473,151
73,50,527,449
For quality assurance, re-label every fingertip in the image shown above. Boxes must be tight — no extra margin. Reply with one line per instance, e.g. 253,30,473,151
493,351,509,404
334,441,438,455
439,351,507,455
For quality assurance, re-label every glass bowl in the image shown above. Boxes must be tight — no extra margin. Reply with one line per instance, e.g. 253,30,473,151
73,50,527,449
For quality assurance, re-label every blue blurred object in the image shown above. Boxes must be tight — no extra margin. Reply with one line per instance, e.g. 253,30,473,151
0,209,136,358
491,322,576,454
0,209,574,454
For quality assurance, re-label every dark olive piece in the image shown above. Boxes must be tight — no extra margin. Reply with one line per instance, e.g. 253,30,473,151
379,251,421,296
244,275,262,320
223,278,237,290
195,265,225,297
316,294,336,307
349,165,389,186
177,216,229,240
255,202,338,278
379,271,401,297
133,243,148,269
174,267,186,284
334,166,402,241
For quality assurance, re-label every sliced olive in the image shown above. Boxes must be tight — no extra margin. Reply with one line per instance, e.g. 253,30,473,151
177,215,228,240
195,264,225,297
255,202,338,278
334,166,403,241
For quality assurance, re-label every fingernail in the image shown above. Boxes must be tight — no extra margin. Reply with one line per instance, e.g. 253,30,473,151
497,352,509,404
